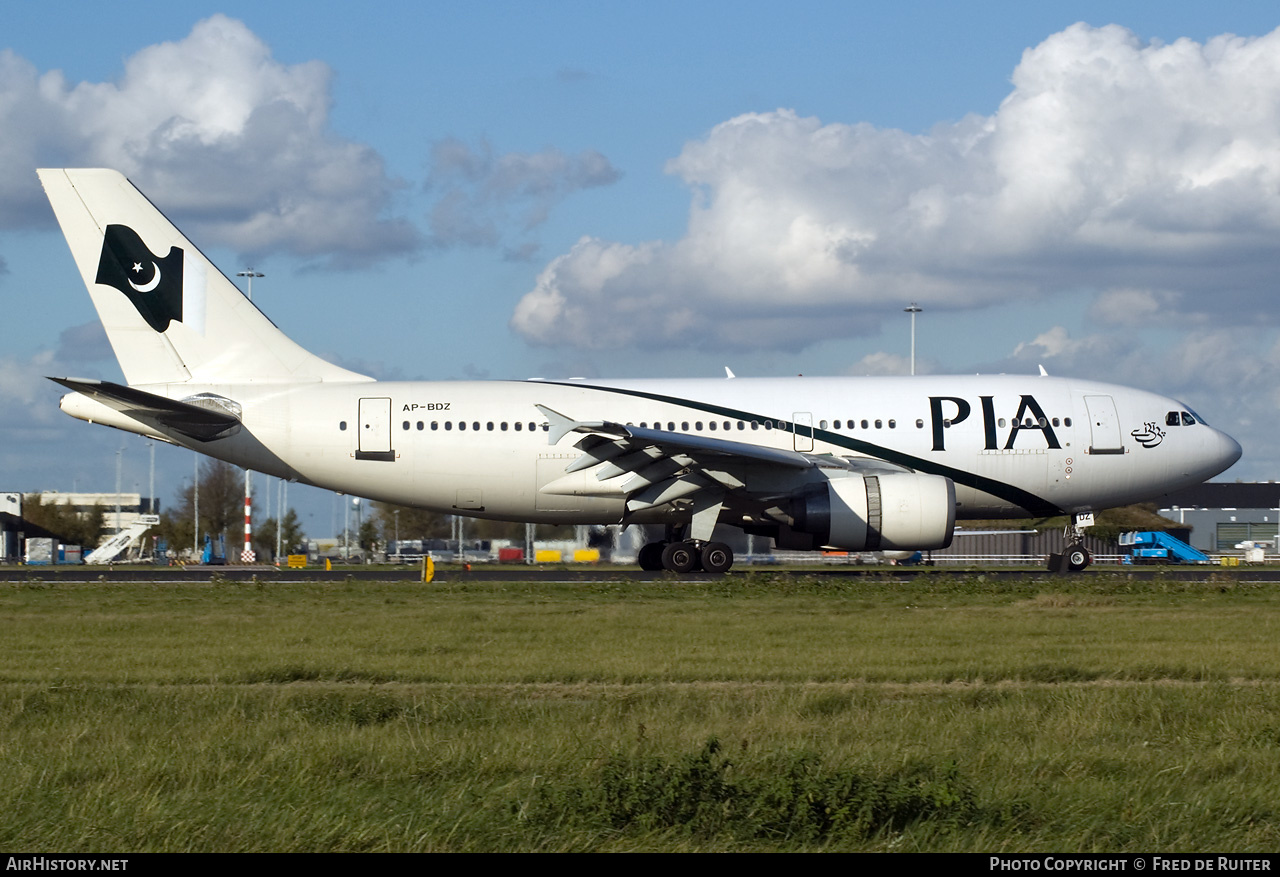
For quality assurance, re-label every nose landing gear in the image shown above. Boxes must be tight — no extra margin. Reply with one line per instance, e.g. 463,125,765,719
1048,515,1093,573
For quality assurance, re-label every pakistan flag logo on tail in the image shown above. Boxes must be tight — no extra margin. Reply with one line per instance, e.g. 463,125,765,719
95,224,183,332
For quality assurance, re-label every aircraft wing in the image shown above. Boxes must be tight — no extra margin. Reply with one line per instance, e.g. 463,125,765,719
536,405,908,523
49,377,242,442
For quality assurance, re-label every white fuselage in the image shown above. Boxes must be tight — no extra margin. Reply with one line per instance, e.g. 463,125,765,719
97,373,1240,523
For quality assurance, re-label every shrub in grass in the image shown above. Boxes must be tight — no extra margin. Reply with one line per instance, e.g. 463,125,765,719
518,738,980,844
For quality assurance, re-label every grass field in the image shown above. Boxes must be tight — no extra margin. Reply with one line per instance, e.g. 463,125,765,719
2,571,1278,851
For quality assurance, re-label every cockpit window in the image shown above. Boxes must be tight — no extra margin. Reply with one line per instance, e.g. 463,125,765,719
1166,411,1181,427
1180,403,1208,425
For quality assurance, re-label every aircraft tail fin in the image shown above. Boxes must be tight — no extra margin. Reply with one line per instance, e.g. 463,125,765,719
37,169,370,386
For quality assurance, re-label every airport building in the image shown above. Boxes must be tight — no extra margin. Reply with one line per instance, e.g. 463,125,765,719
0,491,161,562
32,491,160,538
1156,482,1280,553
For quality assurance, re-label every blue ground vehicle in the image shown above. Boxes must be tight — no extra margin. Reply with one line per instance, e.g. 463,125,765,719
1119,531,1209,564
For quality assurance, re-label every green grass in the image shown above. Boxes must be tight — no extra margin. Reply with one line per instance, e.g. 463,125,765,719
1,573,1279,850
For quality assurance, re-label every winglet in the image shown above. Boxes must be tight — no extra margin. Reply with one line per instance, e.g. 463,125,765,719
724,367,736,379
1038,364,1049,377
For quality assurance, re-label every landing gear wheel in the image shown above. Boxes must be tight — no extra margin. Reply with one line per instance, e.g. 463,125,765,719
1066,546,1091,572
661,541,700,573
699,541,733,574
638,542,666,571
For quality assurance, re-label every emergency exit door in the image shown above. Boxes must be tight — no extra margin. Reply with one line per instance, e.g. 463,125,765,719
793,412,814,452
356,397,395,461
1084,395,1124,455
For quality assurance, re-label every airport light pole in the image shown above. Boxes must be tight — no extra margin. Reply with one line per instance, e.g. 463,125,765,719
904,303,922,376
147,440,154,517
276,479,283,563
115,446,123,534
353,498,362,563
236,271,264,301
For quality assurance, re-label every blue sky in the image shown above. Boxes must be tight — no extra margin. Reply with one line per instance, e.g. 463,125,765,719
4,2,1280,537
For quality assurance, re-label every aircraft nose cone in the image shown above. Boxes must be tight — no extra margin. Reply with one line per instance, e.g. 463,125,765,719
1216,429,1243,471
1199,427,1242,480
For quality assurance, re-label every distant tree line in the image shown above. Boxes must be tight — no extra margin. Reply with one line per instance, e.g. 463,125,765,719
20,494,105,548
153,458,305,559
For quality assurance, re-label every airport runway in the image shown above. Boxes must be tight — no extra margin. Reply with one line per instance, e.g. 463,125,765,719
4,564,1280,584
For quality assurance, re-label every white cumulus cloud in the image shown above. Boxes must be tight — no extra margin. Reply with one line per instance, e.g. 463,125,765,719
0,15,418,265
512,23,1280,351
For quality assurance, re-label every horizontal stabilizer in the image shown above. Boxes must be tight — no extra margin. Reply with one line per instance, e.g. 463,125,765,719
49,377,241,442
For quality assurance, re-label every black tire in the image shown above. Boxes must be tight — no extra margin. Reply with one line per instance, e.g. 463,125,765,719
637,542,665,571
661,541,699,573
700,541,733,574
1066,546,1091,572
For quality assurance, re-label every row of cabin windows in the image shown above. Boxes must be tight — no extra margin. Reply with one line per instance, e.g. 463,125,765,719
383,418,905,432
338,420,548,432
340,415,1075,433
399,421,548,432
943,416,1073,428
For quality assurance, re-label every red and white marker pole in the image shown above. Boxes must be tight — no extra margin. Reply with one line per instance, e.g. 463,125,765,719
242,469,256,564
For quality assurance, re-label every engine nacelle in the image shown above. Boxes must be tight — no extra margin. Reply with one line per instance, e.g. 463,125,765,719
790,472,956,551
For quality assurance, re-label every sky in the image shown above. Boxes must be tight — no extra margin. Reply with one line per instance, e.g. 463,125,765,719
4,1,1280,538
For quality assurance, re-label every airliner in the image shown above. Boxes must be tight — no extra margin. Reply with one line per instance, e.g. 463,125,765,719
37,169,1242,573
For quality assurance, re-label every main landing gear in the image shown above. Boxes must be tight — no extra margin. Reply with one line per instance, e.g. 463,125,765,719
637,539,734,574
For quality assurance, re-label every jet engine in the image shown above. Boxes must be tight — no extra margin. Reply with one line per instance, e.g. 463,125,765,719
785,471,956,551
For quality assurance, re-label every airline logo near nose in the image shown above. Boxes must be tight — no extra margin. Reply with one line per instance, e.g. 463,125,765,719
1130,422,1165,448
